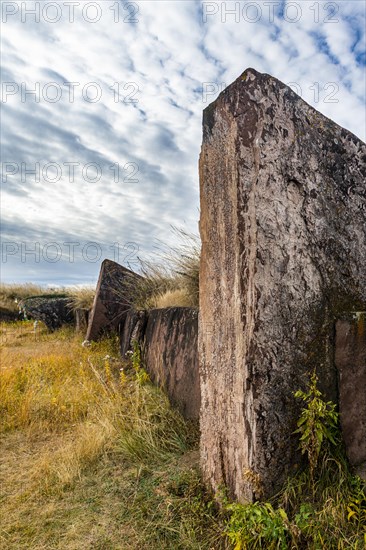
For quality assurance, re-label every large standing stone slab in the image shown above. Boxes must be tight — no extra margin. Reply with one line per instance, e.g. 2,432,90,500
199,68,366,501
86,259,142,341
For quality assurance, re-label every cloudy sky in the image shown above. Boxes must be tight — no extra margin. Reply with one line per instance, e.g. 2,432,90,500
1,0,365,286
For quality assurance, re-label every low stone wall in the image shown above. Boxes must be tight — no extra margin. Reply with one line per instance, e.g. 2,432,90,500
87,260,200,418
120,307,200,420
19,296,74,331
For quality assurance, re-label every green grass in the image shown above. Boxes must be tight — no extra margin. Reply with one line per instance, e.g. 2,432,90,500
224,458,366,549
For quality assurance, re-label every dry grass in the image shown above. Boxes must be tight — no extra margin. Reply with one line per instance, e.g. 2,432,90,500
154,289,193,309
67,286,96,311
123,228,200,310
0,321,77,365
0,321,224,550
2,319,361,549
0,283,51,313
0,283,96,316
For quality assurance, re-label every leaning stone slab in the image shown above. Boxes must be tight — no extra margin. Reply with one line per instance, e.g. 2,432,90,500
86,259,142,341
199,68,366,501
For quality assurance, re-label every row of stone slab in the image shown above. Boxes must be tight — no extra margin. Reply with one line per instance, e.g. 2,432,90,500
84,258,201,419
11,68,366,503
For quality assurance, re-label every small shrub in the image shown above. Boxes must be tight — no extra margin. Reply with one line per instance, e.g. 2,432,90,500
294,371,339,488
223,371,366,549
225,501,289,550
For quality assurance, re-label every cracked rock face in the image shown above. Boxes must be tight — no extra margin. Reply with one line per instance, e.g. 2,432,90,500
198,68,366,501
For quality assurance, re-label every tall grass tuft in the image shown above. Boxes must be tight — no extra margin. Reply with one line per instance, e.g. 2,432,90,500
120,227,200,310
67,286,96,311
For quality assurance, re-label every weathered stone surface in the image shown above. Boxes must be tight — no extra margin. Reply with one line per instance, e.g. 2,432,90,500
143,308,200,420
335,313,366,480
75,308,90,333
86,259,142,341
19,296,74,331
120,309,148,358
199,68,366,501
119,307,200,420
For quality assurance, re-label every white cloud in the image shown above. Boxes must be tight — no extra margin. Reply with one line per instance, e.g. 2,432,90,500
1,0,365,284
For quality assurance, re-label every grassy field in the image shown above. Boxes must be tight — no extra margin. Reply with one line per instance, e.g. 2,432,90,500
0,321,224,550
1,321,365,549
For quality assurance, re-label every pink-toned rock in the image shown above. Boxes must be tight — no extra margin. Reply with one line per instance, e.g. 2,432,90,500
86,259,141,341
143,307,200,419
336,313,366,480
119,307,200,420
199,68,366,501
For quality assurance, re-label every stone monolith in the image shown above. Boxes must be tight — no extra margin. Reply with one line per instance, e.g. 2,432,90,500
199,68,366,501
119,307,200,419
